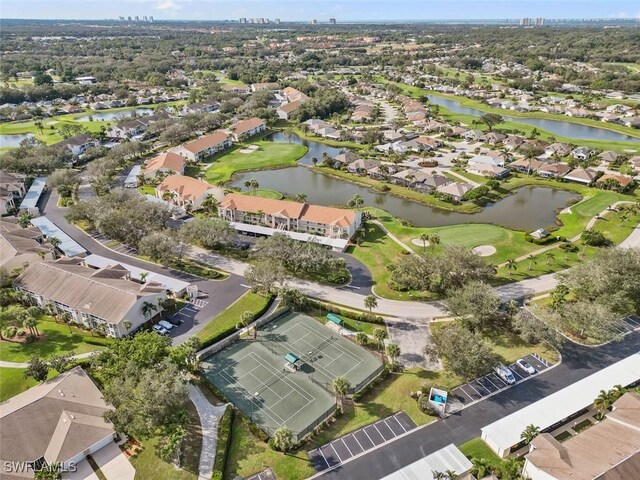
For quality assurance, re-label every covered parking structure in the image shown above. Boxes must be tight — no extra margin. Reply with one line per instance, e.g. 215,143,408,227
18,176,47,215
30,216,86,257
230,221,349,252
481,352,640,457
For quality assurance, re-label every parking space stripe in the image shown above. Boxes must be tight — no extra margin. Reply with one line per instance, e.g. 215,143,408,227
373,423,390,441
456,386,475,402
352,432,365,452
465,382,483,397
509,367,523,381
330,444,342,462
340,438,354,457
392,414,407,432
362,426,376,446
317,448,331,469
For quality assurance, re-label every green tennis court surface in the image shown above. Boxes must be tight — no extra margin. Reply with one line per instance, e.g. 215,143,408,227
202,312,383,441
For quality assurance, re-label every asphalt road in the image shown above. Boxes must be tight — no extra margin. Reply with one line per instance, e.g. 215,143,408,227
312,331,640,480
40,189,248,345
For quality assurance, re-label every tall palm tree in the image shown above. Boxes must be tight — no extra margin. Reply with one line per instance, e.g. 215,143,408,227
141,301,158,320
332,376,351,410
139,272,149,283
470,458,490,479
385,343,401,369
364,294,377,316
237,310,255,339
520,424,540,444
201,194,220,216
348,194,364,208
527,254,537,271
122,320,133,335
506,259,518,276
419,232,430,253
373,328,387,351
545,251,556,266
429,234,440,255
594,389,615,418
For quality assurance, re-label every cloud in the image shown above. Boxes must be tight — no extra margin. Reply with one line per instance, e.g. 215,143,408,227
156,0,182,11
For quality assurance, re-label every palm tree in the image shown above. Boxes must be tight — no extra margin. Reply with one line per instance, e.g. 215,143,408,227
295,193,308,203
545,250,556,266
594,389,615,418
364,294,377,317
201,194,220,216
141,301,158,320
48,236,61,251
272,427,293,453
139,272,149,283
432,469,457,480
385,343,401,369
354,332,368,345
312,157,318,166
419,232,430,253
527,254,537,271
506,259,518,276
123,320,133,335
249,179,259,192
470,458,490,479
244,180,252,190
237,310,255,339
373,328,387,350
521,424,540,444
347,194,364,208
429,234,440,255
332,376,351,410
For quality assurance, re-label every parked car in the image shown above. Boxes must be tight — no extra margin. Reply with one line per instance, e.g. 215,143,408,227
517,358,536,375
158,320,174,330
166,316,184,327
153,324,169,335
494,363,516,385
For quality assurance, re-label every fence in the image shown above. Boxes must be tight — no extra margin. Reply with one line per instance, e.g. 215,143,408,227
197,306,290,361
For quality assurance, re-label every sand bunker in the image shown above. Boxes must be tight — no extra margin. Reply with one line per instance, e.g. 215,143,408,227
472,245,497,257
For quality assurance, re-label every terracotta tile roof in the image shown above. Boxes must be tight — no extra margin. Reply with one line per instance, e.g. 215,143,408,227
278,100,303,114
233,117,266,135
157,175,225,202
220,194,357,227
182,131,230,154
597,173,633,187
143,152,185,175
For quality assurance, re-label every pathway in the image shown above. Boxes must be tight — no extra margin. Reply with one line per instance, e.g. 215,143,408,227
370,220,414,254
188,384,229,480
0,351,95,369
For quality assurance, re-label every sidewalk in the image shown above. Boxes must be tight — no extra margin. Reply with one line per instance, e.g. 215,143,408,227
0,351,95,369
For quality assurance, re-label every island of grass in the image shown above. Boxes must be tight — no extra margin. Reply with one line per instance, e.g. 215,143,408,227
195,140,308,185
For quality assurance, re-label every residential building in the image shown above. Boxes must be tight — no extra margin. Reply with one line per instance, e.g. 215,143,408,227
597,150,620,164
231,117,267,141
482,132,507,145
348,159,381,174
436,182,474,202
379,444,472,480
218,193,361,240
523,392,640,480
14,258,167,337
503,135,525,150
107,119,147,139
333,151,360,167
596,173,634,190
142,152,186,180
18,177,47,216
0,367,117,476
0,216,54,273
508,158,546,174
467,162,510,179
57,134,99,156
221,84,251,94
277,100,304,120
0,172,27,215
463,129,484,142
411,172,452,193
171,131,232,162
282,86,309,103
537,162,572,179
544,142,572,158
563,167,599,185
468,154,505,167
156,175,226,210
571,146,594,161
251,82,281,92
180,99,219,115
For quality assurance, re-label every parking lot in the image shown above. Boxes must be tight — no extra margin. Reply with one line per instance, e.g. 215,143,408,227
451,354,551,405
610,314,640,336
308,412,416,473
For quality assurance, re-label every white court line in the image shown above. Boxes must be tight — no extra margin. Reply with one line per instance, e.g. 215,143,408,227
392,415,407,433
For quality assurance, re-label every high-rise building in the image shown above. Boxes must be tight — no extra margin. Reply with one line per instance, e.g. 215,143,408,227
274,18,280,24
239,17,247,24
149,16,154,22
143,16,148,22
135,16,139,21
535,17,545,26
118,16,124,21
127,16,132,21
311,19,318,25
329,18,336,24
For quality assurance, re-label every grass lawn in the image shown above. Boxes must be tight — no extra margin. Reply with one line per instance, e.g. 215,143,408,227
348,221,436,301
200,141,308,184
0,316,103,363
0,367,57,402
459,438,503,471
130,399,201,480
139,185,156,196
242,189,284,199
307,306,385,336
195,292,272,342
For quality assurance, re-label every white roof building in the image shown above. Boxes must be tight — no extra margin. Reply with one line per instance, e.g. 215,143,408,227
481,352,640,457
379,443,472,480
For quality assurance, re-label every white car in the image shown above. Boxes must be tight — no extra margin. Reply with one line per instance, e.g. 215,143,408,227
494,363,516,385
158,320,174,330
517,359,537,375
153,324,169,335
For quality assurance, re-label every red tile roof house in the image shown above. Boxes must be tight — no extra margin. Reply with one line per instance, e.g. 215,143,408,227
142,152,185,180
170,130,232,162
156,175,226,210
218,194,362,240
277,100,304,120
564,167,599,185
231,117,267,141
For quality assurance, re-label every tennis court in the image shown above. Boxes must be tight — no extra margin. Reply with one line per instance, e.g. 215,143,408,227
202,312,383,441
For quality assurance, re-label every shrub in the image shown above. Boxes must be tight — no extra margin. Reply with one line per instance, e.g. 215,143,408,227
213,407,234,475
24,334,37,344
417,395,437,415
376,184,391,192
2,326,17,338
83,336,114,347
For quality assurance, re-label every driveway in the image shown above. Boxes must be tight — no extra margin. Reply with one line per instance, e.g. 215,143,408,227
620,222,640,249
91,442,135,480
62,459,99,480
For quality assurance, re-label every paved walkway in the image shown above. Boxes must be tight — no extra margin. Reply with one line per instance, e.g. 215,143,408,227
0,351,95,368
620,222,640,249
62,458,99,480
370,220,414,254
188,384,229,480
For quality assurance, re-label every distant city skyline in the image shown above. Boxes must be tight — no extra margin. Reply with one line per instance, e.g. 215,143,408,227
2,1,640,22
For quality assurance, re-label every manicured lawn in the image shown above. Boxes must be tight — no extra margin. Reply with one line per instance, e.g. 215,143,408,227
200,141,308,184
242,189,284,199
139,185,156,196
0,316,103,363
130,399,201,480
195,292,272,342
0,367,56,402
459,438,503,470
307,306,385,336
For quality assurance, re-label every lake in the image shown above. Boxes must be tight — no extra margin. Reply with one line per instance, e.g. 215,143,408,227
0,133,35,148
232,133,579,230
74,108,154,122
426,95,640,143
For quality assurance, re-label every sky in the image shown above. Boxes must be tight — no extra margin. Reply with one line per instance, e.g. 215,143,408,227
2,0,640,21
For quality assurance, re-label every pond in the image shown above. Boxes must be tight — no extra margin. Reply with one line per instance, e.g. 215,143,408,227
0,133,35,148
266,131,346,165
74,108,154,122
426,95,640,143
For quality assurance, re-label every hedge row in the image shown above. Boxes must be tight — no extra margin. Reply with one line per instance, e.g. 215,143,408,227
82,336,114,346
212,406,234,477
200,294,275,350
305,298,385,325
